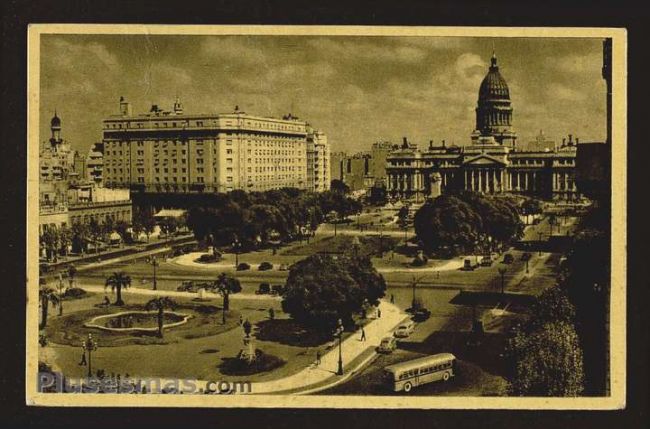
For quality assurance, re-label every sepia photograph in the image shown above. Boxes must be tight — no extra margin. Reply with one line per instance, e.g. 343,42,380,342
25,25,627,409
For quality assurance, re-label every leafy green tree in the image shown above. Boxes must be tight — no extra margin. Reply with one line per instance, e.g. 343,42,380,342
130,218,144,243
67,264,77,290
282,254,386,332
330,179,350,194
104,271,132,306
71,222,89,253
102,216,116,238
248,204,288,243
507,321,584,396
413,194,482,255
39,280,60,329
528,286,575,329
341,255,387,306
414,192,523,256
159,217,180,237
41,227,59,262
368,183,388,206
558,226,610,395
141,212,157,242
521,198,544,225
209,272,242,324
145,297,177,338
88,218,103,252
58,225,72,256
114,220,131,243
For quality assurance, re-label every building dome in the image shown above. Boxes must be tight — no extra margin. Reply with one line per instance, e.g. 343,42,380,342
472,52,517,148
50,112,61,128
478,54,510,100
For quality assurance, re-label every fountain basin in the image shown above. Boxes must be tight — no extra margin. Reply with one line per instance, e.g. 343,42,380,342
84,310,192,333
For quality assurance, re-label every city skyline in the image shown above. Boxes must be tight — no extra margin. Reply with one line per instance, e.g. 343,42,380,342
40,35,606,154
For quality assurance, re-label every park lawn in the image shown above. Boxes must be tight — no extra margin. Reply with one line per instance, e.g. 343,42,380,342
39,290,361,383
43,299,242,348
280,234,400,257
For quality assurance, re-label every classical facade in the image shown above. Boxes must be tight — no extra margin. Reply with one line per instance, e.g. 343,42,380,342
386,53,579,201
102,98,329,194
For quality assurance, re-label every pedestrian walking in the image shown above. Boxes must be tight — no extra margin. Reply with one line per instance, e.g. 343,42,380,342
390,294,395,304
315,350,321,366
377,308,381,319
239,315,244,325
360,327,366,341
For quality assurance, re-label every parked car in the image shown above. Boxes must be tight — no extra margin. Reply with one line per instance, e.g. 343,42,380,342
377,336,398,353
503,253,514,264
271,284,285,295
256,283,271,295
394,320,416,338
258,262,274,271
461,259,475,271
480,256,493,267
521,252,532,262
412,308,431,322
236,262,251,271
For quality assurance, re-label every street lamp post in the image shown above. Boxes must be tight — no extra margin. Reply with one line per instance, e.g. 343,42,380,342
412,279,417,309
57,273,64,316
525,258,529,274
335,318,344,376
150,256,159,291
498,267,507,294
537,231,543,256
232,238,241,268
81,333,98,378
378,224,384,258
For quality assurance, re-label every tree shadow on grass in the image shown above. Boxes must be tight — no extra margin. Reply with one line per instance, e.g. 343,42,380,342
218,350,285,376
255,319,332,347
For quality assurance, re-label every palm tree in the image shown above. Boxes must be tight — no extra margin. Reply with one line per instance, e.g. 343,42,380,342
209,272,242,324
39,279,60,329
145,297,177,338
104,271,132,306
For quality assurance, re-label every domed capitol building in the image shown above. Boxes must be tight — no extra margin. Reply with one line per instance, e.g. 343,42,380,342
385,52,581,201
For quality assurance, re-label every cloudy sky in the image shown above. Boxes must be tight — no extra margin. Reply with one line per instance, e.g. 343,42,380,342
39,34,606,153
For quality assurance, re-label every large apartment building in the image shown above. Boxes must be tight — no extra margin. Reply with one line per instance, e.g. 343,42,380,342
306,127,331,192
102,98,328,194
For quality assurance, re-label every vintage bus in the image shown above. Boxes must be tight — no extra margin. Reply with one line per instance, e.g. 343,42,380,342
383,353,457,393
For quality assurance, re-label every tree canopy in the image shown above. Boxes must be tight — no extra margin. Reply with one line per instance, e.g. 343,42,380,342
557,213,610,395
282,254,386,332
413,192,524,256
185,188,360,250
506,285,584,396
507,320,584,396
